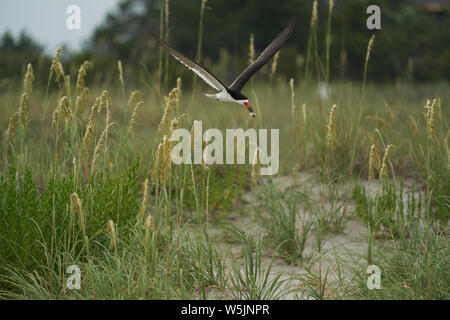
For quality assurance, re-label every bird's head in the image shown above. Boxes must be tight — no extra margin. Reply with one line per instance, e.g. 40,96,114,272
243,101,256,118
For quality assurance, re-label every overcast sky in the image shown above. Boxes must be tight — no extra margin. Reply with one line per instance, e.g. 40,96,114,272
0,0,121,55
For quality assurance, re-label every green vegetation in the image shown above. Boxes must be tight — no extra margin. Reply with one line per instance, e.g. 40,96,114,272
0,0,448,300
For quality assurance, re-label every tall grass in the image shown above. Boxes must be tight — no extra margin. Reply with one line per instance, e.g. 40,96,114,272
0,4,449,301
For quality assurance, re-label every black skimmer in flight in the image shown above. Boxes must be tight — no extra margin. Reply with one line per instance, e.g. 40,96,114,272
153,17,296,118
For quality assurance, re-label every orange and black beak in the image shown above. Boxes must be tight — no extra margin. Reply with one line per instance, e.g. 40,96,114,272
244,102,256,118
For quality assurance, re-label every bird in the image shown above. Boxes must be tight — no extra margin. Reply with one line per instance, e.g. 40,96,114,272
153,17,296,118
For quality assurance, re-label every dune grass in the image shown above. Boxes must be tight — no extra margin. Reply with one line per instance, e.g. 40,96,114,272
0,3,448,300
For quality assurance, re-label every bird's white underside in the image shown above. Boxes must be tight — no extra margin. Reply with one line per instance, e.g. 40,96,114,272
204,90,247,105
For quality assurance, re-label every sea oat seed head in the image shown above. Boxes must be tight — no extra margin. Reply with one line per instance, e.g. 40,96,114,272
425,99,437,139
118,60,124,89
76,61,91,95
326,104,338,151
24,63,34,95
248,33,255,65
127,90,143,109
71,193,85,233
91,122,114,172
366,35,376,64
157,87,179,135
51,46,65,83
76,87,89,114
380,144,394,180
270,52,280,78
18,93,30,127
127,101,143,137
6,111,19,142
106,220,117,250
311,0,319,27
368,144,380,180
60,96,73,123
289,78,296,116
302,103,307,125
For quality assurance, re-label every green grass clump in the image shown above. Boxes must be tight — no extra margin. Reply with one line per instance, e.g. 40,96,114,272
256,184,312,265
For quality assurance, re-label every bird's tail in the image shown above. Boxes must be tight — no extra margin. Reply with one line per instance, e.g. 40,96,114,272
203,93,218,99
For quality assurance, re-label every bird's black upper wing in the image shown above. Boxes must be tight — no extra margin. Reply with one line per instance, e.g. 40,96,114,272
153,33,227,92
229,17,296,92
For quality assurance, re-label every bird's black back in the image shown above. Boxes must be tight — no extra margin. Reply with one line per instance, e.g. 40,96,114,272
227,88,248,100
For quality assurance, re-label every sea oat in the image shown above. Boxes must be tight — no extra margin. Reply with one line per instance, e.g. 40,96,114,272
6,111,19,142
270,52,280,79
83,98,101,156
165,0,170,30
326,104,338,151
18,93,30,127
362,34,375,96
203,130,212,168
98,90,111,115
248,33,255,65
368,144,380,180
302,103,307,125
24,63,34,95
73,157,77,185
91,122,114,172
75,87,89,114
176,77,182,92
380,144,394,180
127,90,143,109
127,101,143,137
366,35,376,65
311,0,319,27
106,220,117,250
169,114,185,138
60,96,73,123
154,136,171,183
118,60,124,91
176,77,182,111
52,96,72,129
51,46,65,83
289,78,296,117
158,88,179,134
76,61,91,95
71,193,85,234
424,99,437,139
52,108,60,130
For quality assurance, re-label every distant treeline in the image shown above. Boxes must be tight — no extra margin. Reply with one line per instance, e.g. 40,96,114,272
1,0,449,89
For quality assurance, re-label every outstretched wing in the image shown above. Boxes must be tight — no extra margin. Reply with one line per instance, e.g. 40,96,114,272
229,17,296,92
152,33,227,92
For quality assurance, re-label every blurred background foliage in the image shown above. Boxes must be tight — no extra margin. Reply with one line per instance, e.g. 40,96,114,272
1,0,449,89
